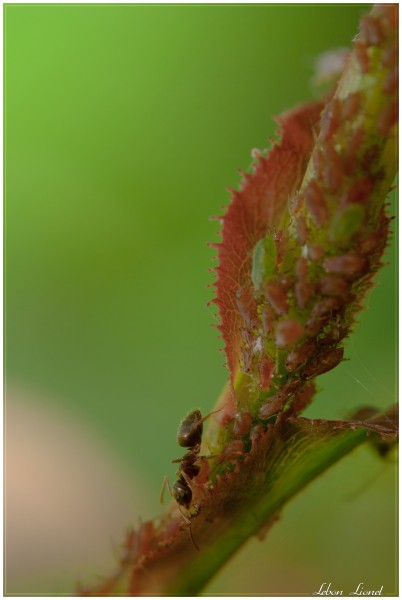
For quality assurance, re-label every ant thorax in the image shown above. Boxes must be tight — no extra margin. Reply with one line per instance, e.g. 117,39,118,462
175,447,202,488
181,445,201,463
178,462,201,480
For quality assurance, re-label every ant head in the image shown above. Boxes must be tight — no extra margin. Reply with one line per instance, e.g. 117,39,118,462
173,478,192,509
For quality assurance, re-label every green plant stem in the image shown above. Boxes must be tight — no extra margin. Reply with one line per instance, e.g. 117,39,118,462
167,413,395,595
94,410,395,597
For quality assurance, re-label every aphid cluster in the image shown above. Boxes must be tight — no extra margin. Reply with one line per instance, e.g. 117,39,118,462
231,6,395,424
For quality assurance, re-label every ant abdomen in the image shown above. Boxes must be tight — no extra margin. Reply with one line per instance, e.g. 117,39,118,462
177,409,203,448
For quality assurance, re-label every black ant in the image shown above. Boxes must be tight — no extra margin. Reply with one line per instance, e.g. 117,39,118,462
161,408,219,549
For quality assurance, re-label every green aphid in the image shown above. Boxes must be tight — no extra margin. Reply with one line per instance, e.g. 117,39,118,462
251,235,277,292
330,204,365,246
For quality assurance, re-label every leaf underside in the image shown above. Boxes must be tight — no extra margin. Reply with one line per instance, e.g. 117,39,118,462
213,101,324,399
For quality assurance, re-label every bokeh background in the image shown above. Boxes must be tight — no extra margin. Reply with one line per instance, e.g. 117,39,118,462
4,4,397,596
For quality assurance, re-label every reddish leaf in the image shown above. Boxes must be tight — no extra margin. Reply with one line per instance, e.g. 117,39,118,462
214,101,324,391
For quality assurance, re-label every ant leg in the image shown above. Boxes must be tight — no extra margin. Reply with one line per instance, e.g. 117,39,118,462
171,449,196,464
178,468,209,493
180,470,192,487
183,455,217,488
160,475,173,505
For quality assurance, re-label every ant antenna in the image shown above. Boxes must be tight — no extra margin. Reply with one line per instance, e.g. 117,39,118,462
178,505,199,551
198,407,223,426
160,475,200,551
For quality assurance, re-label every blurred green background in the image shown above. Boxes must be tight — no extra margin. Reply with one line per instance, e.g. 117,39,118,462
5,3,397,596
